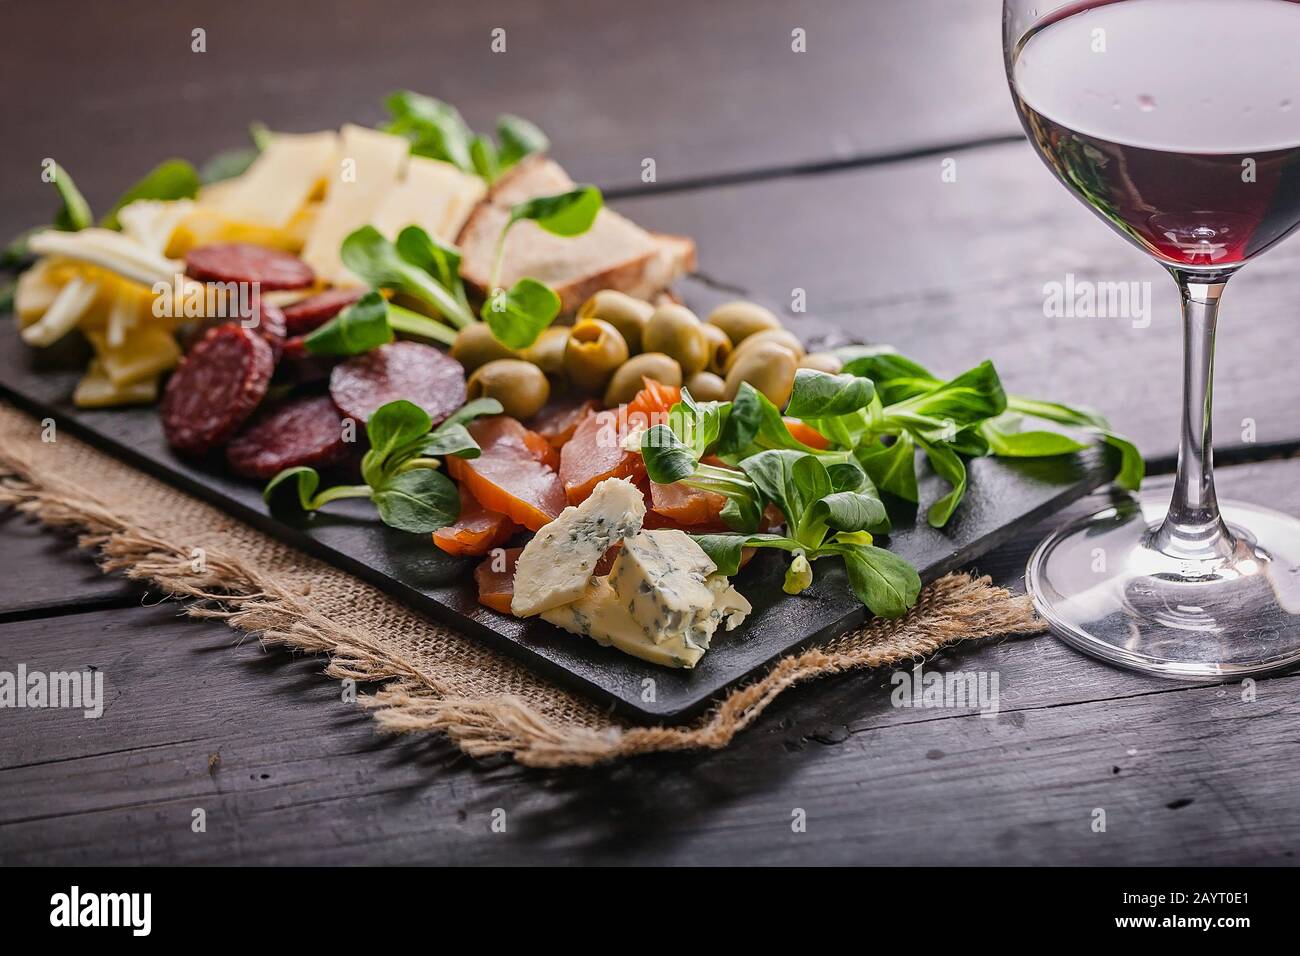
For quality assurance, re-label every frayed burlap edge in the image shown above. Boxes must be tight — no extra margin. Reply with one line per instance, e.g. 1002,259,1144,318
0,444,1043,768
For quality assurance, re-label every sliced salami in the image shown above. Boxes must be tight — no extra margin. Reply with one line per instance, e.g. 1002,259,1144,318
282,288,365,336
278,335,338,384
226,394,351,479
161,323,275,455
329,341,467,425
185,243,315,291
247,301,286,362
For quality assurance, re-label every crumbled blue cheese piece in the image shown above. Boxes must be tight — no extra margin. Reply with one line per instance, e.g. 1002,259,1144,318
610,529,722,652
510,477,646,617
705,574,753,633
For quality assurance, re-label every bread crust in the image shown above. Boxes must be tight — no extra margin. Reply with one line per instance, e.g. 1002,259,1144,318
456,158,695,314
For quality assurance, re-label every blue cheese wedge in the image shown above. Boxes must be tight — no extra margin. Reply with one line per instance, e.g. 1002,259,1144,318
539,529,755,669
542,578,710,669
610,529,720,648
510,477,646,617
541,567,753,670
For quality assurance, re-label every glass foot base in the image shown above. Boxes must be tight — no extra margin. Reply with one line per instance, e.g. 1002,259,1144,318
1026,493,1300,680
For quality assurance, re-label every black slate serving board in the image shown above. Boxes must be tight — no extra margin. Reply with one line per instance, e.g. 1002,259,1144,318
0,320,1119,722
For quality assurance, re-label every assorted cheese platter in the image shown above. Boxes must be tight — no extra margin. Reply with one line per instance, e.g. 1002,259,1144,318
0,93,1139,720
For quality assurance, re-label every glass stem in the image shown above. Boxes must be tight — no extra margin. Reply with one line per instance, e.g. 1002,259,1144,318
1151,270,1236,562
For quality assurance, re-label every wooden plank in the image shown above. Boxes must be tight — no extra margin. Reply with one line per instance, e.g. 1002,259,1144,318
1,604,1294,865
0,509,142,619
0,0,1014,227
3,458,1299,865
616,140,1300,463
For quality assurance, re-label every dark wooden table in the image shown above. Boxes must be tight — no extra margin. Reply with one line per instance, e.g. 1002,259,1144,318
3,0,1298,866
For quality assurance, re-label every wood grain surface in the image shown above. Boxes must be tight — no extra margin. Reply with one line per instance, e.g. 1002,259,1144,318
0,0,1013,217
3,0,1299,866
2,461,1297,865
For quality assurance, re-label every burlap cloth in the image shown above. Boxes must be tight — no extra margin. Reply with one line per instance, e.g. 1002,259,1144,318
0,401,1043,767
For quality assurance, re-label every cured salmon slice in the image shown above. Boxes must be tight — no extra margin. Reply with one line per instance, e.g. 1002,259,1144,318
433,486,520,557
648,480,728,527
474,547,522,614
557,381,683,505
558,410,646,505
446,417,566,531
783,417,831,450
530,397,600,450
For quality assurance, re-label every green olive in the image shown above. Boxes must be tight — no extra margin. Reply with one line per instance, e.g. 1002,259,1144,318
523,326,569,378
578,290,653,354
467,359,550,420
706,300,782,345
603,353,683,407
700,323,733,375
725,327,805,372
642,304,709,376
799,351,844,374
450,322,517,373
725,341,798,406
563,317,630,393
685,370,727,402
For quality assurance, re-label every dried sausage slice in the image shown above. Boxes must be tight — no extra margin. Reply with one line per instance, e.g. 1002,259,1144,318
329,341,467,425
282,289,365,336
185,243,315,291
248,301,286,362
278,335,338,384
161,323,274,455
226,394,351,479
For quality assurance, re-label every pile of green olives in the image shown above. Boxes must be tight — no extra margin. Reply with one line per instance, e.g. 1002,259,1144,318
448,294,841,417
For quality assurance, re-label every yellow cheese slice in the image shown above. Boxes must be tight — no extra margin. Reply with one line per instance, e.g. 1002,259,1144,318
86,324,181,386
440,181,489,242
74,360,159,409
205,130,337,230
168,206,314,256
300,124,410,286
20,275,100,346
370,156,487,243
13,258,67,322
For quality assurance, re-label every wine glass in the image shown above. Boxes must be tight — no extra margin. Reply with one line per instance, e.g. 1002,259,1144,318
1004,0,1300,677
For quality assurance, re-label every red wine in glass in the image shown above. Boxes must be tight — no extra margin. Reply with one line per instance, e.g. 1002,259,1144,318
1005,0,1300,680
1011,0,1300,267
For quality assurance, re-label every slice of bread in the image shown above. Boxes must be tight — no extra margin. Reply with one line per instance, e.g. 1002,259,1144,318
457,156,695,314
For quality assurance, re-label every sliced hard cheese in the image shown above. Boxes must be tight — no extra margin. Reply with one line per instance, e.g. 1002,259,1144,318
20,275,100,346
510,476,646,617
86,324,181,386
439,181,489,242
370,156,486,243
13,258,70,321
171,202,319,256
542,578,709,670
116,199,197,255
300,124,409,286
74,359,159,409
205,130,337,229
27,229,177,289
104,293,136,348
